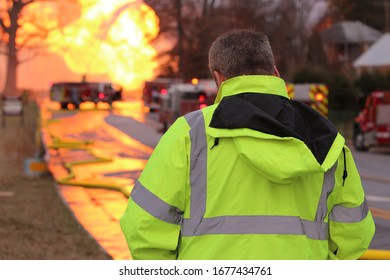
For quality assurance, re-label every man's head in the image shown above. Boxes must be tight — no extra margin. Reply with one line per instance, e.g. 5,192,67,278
208,29,278,86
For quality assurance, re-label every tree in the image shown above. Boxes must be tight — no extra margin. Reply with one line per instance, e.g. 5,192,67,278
329,0,387,31
145,0,221,79
0,0,77,96
1,0,27,95
145,0,334,81
146,0,273,79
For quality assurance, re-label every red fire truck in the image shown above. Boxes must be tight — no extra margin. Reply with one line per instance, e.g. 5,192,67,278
158,79,217,132
50,81,122,109
353,90,390,151
157,81,329,133
142,78,183,112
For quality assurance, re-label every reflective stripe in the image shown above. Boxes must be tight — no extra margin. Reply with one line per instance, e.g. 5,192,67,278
131,181,183,225
315,164,337,222
181,216,328,240
184,111,208,233
329,198,369,223
183,110,334,240
132,109,338,241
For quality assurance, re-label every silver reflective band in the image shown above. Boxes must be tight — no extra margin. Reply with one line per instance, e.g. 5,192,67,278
183,109,331,240
132,109,340,241
131,181,183,225
329,198,369,223
184,111,208,225
315,164,337,222
181,216,328,240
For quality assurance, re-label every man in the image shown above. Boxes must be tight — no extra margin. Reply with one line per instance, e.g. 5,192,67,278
120,29,375,260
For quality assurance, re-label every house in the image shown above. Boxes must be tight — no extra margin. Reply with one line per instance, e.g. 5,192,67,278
353,33,390,74
321,21,383,69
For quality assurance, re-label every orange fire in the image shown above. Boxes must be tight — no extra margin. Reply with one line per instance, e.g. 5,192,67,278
43,0,160,92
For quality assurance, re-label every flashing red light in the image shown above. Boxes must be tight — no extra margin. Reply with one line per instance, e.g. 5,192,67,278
98,92,105,99
199,92,207,108
161,89,168,95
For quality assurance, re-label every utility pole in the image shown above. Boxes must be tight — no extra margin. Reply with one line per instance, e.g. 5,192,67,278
176,0,184,79
385,0,390,32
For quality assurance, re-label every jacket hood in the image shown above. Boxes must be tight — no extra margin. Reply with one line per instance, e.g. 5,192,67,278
207,75,344,184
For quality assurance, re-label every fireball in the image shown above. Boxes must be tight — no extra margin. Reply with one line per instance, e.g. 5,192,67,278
46,0,160,91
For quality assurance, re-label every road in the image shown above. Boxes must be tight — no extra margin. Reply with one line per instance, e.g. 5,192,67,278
40,99,390,259
353,148,390,250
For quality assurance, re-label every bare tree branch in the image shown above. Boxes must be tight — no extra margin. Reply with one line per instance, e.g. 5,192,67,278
1,0,78,95
18,48,48,64
0,18,10,32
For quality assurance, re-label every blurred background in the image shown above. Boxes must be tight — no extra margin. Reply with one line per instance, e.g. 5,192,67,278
1,0,390,260
1,0,389,104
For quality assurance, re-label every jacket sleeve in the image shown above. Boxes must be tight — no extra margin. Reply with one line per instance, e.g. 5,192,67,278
328,146,375,260
120,117,189,260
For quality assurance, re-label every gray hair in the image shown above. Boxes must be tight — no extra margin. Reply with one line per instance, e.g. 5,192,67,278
208,29,275,78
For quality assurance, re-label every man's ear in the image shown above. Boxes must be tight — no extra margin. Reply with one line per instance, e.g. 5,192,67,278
273,66,280,77
213,71,226,87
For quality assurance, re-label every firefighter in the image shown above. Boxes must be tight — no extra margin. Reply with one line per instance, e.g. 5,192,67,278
120,29,375,260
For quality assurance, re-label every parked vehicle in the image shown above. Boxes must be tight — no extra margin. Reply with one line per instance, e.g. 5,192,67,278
50,82,122,109
142,78,183,112
287,83,329,117
158,81,329,133
353,90,390,151
158,79,217,132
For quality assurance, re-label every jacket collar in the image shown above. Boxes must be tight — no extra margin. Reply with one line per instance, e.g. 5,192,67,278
214,75,289,104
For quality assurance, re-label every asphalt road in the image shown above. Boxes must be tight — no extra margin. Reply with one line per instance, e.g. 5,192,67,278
352,148,390,250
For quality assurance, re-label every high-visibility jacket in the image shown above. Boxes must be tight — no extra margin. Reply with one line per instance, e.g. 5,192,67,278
120,75,375,260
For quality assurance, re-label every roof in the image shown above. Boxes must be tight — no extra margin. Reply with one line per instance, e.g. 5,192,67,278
353,33,390,67
321,21,382,44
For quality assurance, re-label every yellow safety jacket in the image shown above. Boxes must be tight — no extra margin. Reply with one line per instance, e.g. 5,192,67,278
120,75,375,260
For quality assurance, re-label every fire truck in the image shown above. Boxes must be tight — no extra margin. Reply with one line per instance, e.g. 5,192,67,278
158,79,217,132
286,83,329,117
50,81,122,109
142,78,183,112
353,90,390,151
157,81,328,133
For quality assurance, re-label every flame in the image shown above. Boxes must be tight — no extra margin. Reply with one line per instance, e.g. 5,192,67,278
17,3,60,46
1,1,78,47
44,0,160,92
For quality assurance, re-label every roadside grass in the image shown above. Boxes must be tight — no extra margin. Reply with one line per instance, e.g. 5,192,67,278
0,101,112,260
